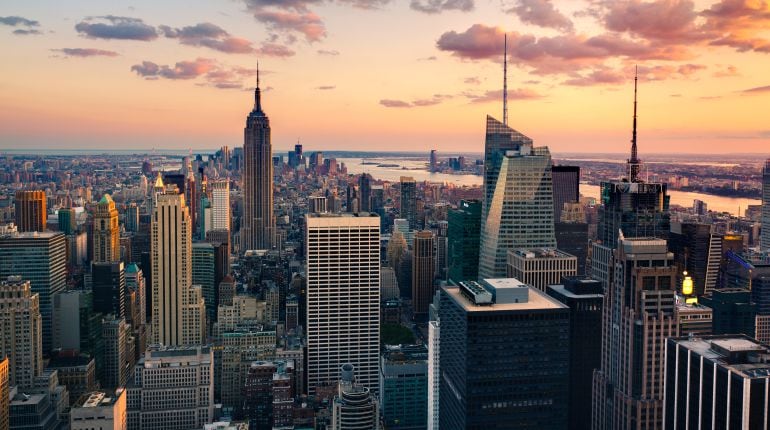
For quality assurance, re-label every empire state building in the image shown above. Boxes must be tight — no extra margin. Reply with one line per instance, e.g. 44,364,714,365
241,69,275,251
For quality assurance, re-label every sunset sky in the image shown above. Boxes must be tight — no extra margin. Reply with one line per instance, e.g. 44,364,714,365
1,0,769,154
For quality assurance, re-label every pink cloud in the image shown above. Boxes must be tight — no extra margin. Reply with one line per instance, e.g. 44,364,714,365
508,0,574,31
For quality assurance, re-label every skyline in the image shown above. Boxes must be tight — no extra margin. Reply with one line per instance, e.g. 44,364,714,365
2,0,770,153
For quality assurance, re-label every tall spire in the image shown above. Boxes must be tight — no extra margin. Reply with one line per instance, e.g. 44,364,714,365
503,33,508,126
254,60,263,113
628,66,641,182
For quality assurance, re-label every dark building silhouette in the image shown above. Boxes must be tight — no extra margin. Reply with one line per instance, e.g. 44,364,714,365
700,288,757,337
551,165,579,222
91,261,126,319
555,222,589,274
547,276,603,430
359,174,372,212
447,200,481,283
439,280,569,429
400,176,417,230
669,222,720,297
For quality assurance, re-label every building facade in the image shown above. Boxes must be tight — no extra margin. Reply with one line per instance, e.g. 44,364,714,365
447,199,481,283
70,390,127,430
241,74,275,251
592,237,678,430
0,277,43,389
411,231,435,318
14,190,47,232
551,165,579,223
439,279,569,429
478,116,556,279
151,190,206,346
762,159,770,250
305,213,380,394
400,177,417,230
93,194,120,263
379,345,428,430
506,248,577,291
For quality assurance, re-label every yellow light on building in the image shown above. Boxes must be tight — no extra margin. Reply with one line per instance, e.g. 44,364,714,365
682,271,694,296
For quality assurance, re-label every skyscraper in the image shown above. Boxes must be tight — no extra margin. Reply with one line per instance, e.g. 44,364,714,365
14,190,47,232
93,194,120,263
379,345,428,430
547,276,603,430
210,180,230,234
241,69,275,251
0,277,43,390
192,243,216,328
331,364,380,430
429,150,438,173
91,261,126,318
762,159,770,251
447,199,481,283
305,213,380,394
665,335,770,429
359,174,372,212
400,176,417,230
0,230,66,353
412,230,436,319
592,237,678,430
478,116,556,279
551,165,580,222
151,189,206,346
0,357,8,430
58,207,77,235
439,280,569,429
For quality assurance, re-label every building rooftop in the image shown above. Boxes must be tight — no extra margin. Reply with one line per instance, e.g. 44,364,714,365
672,335,770,379
445,281,567,312
510,248,575,259
0,230,63,239
75,391,121,408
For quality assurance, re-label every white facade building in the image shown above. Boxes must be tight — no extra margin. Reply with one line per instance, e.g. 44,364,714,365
305,213,380,393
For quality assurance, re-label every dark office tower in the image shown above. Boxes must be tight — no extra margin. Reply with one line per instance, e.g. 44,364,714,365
243,361,277,430
242,68,275,251
359,174,372,212
371,185,385,219
555,222,589,274
429,150,438,173
547,276,603,430
592,237,678,430
447,200,481,283
551,165,580,222
91,262,126,318
0,231,66,353
192,242,216,327
379,345,428,430
439,280,569,429
58,207,76,235
93,194,120,263
597,77,669,250
669,222,721,297
762,159,770,251
125,202,139,233
700,288,757,337
478,116,556,279
346,183,358,213
14,190,47,232
665,335,770,429
400,176,417,229
412,231,436,319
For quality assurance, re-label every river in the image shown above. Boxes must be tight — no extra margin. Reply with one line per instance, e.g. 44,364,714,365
340,157,760,216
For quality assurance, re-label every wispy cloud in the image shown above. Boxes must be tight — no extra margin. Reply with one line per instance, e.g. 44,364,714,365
506,0,573,31
75,16,158,41
51,48,120,58
410,0,473,14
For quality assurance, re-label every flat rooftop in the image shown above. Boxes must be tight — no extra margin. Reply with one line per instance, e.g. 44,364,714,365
673,335,770,379
548,284,602,299
510,248,575,259
445,283,567,312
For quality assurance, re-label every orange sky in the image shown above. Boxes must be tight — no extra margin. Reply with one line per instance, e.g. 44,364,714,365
1,0,769,154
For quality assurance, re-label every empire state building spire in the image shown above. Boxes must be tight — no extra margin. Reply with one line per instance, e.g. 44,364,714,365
242,59,275,251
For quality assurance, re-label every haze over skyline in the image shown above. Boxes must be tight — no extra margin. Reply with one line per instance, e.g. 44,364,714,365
2,0,770,153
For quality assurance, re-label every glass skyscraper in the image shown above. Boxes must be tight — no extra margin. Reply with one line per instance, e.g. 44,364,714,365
762,159,770,251
447,199,481,283
478,116,556,279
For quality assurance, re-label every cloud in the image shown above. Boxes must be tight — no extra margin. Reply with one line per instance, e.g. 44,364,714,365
437,24,692,75
464,76,481,85
380,99,412,108
12,28,43,35
131,58,216,80
702,0,770,53
75,16,158,41
410,0,474,14
317,49,340,55
0,16,39,27
742,85,770,94
465,88,543,103
418,55,437,61
316,85,336,90
637,63,706,81
507,0,573,31
257,42,295,57
380,94,451,108
564,68,625,86
713,65,738,77
602,0,707,43
254,10,326,42
52,48,120,57
160,22,255,54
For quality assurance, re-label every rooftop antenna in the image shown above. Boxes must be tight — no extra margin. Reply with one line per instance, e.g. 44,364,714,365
503,33,508,126
628,66,641,182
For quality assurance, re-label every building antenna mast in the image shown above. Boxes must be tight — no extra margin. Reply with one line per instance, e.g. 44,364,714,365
503,33,508,126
